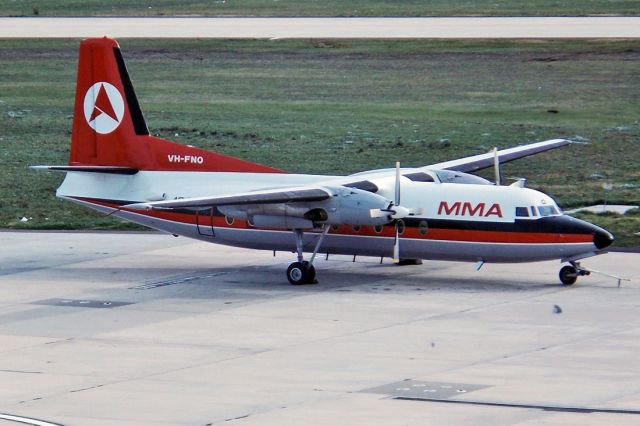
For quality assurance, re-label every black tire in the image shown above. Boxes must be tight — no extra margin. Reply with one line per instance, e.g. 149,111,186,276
397,258,423,266
287,262,307,285
559,265,578,285
287,261,317,285
303,261,316,283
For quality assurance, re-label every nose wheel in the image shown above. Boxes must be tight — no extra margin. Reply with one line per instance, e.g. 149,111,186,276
559,265,578,285
559,261,590,286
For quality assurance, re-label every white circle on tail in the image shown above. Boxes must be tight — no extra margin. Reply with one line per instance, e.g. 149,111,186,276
83,82,125,134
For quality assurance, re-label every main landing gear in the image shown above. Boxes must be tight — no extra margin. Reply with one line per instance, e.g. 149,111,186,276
286,227,330,285
559,261,590,286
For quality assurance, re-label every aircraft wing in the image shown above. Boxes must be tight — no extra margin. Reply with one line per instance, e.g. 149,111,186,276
426,138,572,173
125,187,332,210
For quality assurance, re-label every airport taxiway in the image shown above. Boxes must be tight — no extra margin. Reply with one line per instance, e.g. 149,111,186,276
1,17,640,39
0,230,639,425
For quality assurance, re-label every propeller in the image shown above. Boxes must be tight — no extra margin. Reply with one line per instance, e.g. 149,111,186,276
393,161,401,263
369,162,423,263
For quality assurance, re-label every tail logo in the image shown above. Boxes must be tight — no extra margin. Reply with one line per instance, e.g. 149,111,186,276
83,82,125,134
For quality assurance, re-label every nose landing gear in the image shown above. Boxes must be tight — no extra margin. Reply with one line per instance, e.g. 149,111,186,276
559,260,629,287
559,263,587,285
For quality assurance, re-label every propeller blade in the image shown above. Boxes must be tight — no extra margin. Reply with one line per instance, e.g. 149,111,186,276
369,208,392,218
395,161,401,206
493,147,501,186
393,222,400,263
391,161,403,263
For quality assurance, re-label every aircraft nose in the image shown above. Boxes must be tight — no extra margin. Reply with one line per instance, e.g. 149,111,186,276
593,227,614,250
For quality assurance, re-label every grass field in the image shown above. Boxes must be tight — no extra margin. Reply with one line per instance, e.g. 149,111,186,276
1,38,639,246
2,0,640,17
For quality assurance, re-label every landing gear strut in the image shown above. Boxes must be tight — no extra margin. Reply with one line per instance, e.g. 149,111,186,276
286,226,329,285
559,261,590,286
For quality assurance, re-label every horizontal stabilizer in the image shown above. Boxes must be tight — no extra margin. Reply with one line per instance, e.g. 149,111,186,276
31,165,139,175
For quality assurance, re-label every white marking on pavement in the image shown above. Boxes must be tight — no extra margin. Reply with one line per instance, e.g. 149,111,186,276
0,413,63,426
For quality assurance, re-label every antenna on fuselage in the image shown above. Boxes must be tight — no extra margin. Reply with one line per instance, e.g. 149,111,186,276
493,147,501,186
508,177,527,188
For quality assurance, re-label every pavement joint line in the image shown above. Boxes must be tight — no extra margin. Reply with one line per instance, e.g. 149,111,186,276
80,286,583,390
44,279,582,392
1,264,625,385
0,369,42,374
0,292,516,405
130,271,229,289
2,231,638,422
406,284,570,323
393,396,640,415
344,285,639,376
426,323,640,378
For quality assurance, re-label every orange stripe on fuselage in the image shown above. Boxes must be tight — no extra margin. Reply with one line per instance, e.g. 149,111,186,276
78,197,593,245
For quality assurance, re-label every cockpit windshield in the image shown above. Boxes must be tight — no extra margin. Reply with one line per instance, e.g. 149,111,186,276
516,204,562,219
538,205,561,217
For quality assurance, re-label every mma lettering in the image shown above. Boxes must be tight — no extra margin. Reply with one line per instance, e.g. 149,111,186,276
438,201,503,218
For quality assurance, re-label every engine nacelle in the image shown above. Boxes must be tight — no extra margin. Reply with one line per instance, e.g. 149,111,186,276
319,187,391,226
218,186,392,229
250,215,314,230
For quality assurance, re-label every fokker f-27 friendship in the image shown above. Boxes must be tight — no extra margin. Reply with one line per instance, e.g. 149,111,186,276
35,37,614,285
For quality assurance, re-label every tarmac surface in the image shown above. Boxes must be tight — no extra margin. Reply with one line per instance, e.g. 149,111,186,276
1,17,640,38
566,205,640,215
0,230,639,425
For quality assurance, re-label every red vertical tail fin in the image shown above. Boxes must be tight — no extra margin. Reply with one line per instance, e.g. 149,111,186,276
70,37,281,173
71,37,149,167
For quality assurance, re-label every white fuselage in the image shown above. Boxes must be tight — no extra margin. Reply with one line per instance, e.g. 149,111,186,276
57,169,600,263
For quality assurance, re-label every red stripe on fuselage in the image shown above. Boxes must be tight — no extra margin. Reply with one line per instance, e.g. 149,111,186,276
75,197,593,245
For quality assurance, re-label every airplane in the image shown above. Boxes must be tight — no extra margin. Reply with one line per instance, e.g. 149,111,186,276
34,37,614,286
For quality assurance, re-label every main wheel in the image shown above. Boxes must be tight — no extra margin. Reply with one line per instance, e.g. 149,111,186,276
287,262,317,285
559,265,578,285
302,261,316,283
287,262,307,285
397,258,423,266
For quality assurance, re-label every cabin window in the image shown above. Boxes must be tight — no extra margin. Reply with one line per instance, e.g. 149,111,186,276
352,225,361,232
538,206,559,217
515,207,530,217
418,220,429,235
397,220,406,235
374,225,384,233
225,216,235,225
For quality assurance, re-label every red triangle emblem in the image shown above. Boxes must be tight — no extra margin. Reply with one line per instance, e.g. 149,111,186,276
89,83,118,122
